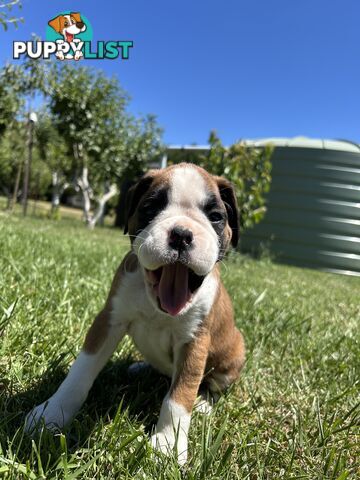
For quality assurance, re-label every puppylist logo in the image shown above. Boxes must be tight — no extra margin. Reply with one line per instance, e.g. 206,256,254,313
13,11,133,61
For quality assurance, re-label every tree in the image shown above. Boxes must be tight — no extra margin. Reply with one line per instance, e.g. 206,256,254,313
198,131,273,232
0,57,47,215
0,118,52,211
0,121,25,208
121,114,164,179
0,61,164,225
0,64,24,136
1,52,48,215
0,0,23,31
35,111,71,212
0,64,25,210
48,64,129,226
48,63,163,228
114,114,164,228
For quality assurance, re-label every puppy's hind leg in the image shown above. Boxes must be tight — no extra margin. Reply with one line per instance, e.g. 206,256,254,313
206,328,245,396
25,309,126,433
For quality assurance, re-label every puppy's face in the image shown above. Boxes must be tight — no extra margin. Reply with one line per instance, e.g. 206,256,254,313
125,163,239,317
48,13,86,42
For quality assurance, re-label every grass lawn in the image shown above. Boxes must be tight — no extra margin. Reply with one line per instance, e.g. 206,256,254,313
0,213,359,479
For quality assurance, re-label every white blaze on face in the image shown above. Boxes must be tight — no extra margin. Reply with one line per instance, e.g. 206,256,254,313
169,165,208,208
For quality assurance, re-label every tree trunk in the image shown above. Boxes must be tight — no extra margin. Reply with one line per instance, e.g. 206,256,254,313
74,143,93,224
22,116,35,216
9,160,23,212
51,171,69,212
77,166,92,224
32,172,40,216
88,184,118,229
51,171,61,211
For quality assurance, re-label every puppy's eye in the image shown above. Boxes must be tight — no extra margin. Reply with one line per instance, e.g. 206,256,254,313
64,21,69,26
208,211,224,223
142,201,155,211
137,188,168,232
141,189,168,216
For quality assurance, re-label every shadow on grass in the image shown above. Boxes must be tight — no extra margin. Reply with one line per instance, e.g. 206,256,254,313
2,354,170,464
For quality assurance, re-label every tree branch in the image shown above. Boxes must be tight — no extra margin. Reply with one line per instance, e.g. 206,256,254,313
88,184,118,229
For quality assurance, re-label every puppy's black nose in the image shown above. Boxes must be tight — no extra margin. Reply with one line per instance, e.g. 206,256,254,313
169,226,193,252
76,21,85,28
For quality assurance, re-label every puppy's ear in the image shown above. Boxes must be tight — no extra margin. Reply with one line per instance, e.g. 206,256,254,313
70,12,82,23
124,173,155,234
215,176,239,248
48,16,62,33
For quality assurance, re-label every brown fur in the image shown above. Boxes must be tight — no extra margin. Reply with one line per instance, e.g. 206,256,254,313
48,16,62,33
170,332,210,412
71,12,82,23
169,267,245,412
205,274,245,391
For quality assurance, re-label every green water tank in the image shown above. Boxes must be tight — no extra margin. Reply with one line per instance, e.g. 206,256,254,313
241,137,360,277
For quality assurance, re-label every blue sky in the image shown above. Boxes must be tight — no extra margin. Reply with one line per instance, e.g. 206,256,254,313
1,0,360,145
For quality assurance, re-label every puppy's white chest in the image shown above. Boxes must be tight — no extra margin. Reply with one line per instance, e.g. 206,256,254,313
128,318,176,376
111,266,217,378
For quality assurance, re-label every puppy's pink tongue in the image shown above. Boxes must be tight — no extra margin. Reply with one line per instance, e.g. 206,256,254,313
158,263,190,316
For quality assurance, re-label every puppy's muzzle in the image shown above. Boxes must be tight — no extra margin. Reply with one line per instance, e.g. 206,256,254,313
143,225,209,316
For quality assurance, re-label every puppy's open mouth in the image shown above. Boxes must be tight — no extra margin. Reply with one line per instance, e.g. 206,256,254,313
65,32,74,42
145,263,206,316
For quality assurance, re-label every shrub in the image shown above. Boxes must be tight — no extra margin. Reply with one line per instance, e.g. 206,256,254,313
198,131,273,232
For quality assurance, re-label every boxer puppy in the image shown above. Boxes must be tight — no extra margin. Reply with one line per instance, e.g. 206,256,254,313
26,163,245,465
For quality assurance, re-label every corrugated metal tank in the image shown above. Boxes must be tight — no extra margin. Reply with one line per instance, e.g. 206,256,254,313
241,137,360,277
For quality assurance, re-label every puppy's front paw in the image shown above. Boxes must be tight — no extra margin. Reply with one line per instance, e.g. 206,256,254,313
74,51,83,61
25,397,72,434
151,431,188,466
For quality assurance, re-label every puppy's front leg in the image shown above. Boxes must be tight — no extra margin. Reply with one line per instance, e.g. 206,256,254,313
151,332,210,465
26,310,125,432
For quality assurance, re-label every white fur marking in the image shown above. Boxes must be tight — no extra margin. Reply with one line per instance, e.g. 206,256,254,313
170,165,208,207
26,352,93,431
151,396,190,465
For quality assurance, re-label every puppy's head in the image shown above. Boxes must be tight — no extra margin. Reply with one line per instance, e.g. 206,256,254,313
48,13,86,41
125,163,239,317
